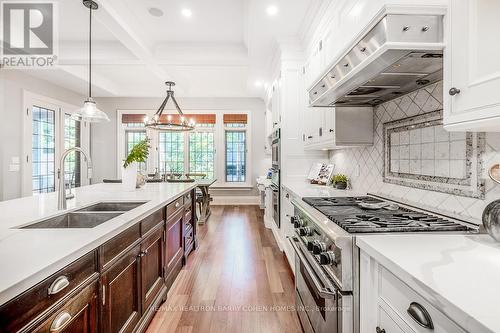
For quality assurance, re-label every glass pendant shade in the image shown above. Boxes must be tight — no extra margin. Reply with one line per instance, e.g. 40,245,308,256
73,0,110,123
72,98,110,122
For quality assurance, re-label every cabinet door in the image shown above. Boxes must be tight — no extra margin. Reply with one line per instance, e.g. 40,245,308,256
323,107,336,143
165,209,184,278
444,0,500,131
140,223,165,312
101,245,141,333
32,281,98,333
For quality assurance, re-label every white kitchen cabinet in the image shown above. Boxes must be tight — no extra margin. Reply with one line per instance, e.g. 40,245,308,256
444,0,500,131
280,188,296,273
360,250,467,333
304,106,373,150
271,79,282,128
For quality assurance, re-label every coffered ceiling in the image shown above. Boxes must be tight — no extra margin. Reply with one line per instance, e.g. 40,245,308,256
17,0,329,98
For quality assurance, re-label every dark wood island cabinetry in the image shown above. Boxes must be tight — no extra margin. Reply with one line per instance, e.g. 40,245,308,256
0,189,197,333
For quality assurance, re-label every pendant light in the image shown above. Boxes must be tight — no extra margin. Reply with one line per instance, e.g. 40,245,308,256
72,0,110,123
145,81,195,131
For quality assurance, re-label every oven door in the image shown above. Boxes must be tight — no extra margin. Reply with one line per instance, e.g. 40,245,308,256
289,237,338,333
272,142,280,169
271,184,280,228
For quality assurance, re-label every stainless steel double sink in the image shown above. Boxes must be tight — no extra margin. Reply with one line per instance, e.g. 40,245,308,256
20,202,147,229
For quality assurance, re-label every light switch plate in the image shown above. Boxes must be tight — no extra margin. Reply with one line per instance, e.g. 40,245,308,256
9,164,20,172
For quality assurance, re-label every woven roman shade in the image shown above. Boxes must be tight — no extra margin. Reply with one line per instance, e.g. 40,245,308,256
223,114,248,124
122,114,216,124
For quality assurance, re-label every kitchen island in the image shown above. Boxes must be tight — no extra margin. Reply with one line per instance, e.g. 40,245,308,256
0,182,197,332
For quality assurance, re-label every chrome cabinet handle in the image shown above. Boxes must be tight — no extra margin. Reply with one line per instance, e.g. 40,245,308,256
50,312,72,332
288,237,336,299
48,276,70,295
376,327,386,333
407,302,434,329
449,87,461,96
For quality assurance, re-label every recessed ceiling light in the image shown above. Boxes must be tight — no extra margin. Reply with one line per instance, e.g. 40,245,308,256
181,8,193,18
148,7,164,17
255,81,263,87
266,5,278,16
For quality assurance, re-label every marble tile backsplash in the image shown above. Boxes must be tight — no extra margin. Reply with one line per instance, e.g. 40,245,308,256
329,81,500,223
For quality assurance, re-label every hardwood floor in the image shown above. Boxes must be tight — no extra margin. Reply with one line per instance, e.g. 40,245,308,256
146,205,302,333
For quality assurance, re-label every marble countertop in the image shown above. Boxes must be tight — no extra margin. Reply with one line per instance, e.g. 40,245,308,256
256,176,272,188
281,179,364,199
0,182,196,306
357,234,499,333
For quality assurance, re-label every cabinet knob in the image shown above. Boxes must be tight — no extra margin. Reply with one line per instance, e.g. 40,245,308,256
307,136,313,139
376,327,386,333
329,129,334,133
360,47,367,53
449,87,461,96
403,26,410,32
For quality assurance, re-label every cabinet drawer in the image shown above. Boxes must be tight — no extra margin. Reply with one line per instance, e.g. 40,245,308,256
100,224,141,270
166,197,184,217
29,280,98,333
140,208,164,236
0,251,97,333
379,267,466,333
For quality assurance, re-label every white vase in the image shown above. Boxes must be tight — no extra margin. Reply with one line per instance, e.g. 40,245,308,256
122,162,138,191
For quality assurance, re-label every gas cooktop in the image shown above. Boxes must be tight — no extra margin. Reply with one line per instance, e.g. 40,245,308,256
302,196,475,234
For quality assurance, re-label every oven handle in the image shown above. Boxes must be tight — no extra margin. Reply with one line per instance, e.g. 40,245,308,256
288,236,336,299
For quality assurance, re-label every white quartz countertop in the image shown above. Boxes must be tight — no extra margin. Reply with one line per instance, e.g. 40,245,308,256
282,179,364,199
0,182,196,306
256,176,272,188
357,234,500,333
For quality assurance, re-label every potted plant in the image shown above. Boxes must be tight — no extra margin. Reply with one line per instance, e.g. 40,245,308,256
122,138,150,191
332,174,349,190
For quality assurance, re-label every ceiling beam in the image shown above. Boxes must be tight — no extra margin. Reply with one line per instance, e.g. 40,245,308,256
92,0,184,94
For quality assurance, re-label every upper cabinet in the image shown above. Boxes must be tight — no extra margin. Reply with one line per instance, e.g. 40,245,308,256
444,0,500,131
304,106,374,150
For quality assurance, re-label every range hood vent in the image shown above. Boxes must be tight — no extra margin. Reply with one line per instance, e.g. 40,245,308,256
309,13,444,107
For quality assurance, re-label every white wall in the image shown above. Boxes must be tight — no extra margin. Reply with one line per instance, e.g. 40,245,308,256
92,96,270,197
0,71,85,201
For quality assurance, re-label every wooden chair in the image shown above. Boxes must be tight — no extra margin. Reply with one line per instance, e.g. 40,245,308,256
185,173,208,219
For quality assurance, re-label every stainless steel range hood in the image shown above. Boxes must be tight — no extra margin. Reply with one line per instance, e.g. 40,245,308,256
309,14,444,107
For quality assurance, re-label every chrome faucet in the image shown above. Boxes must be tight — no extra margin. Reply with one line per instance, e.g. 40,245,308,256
58,147,93,210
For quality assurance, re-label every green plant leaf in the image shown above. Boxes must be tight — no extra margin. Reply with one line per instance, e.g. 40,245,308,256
124,138,151,168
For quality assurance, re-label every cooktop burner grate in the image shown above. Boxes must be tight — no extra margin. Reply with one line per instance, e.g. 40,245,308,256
303,196,474,233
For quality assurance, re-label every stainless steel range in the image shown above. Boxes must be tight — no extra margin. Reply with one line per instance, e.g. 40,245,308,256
288,195,478,333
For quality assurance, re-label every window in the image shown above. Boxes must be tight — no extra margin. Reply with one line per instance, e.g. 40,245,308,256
32,106,56,194
189,131,215,178
23,93,90,196
225,130,246,182
117,111,251,186
125,128,147,172
159,132,184,174
64,114,81,188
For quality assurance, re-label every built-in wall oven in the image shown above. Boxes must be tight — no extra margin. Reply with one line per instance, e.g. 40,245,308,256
271,128,281,228
270,168,280,228
271,128,280,169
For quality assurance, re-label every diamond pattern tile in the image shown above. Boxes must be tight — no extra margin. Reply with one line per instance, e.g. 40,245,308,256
329,81,500,222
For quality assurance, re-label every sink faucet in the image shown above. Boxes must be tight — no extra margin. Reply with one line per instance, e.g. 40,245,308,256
58,147,93,210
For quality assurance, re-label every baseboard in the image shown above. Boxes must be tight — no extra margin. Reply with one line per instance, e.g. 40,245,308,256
263,215,274,229
211,196,260,205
